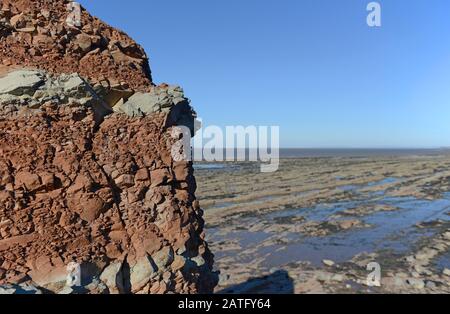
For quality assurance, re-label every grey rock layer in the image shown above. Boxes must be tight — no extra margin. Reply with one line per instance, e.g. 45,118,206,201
0,69,111,120
0,70,44,96
0,69,197,133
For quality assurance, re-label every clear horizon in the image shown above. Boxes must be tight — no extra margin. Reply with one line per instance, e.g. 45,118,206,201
79,0,450,148
193,147,450,150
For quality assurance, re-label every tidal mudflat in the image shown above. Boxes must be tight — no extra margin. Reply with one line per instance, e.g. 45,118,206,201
195,154,450,293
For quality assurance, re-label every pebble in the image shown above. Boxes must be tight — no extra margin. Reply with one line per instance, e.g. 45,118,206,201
322,259,335,267
331,274,344,282
406,278,425,290
425,281,437,289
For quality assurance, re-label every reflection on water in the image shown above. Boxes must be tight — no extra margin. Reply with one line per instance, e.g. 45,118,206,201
193,163,229,170
337,177,399,192
207,184,450,269
434,252,450,271
367,177,399,187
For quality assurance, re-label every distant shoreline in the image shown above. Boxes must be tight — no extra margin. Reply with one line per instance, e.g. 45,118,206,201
277,148,450,158
192,148,450,160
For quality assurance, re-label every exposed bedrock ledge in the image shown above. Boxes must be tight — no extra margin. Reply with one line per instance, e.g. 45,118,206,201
0,69,217,294
0,69,197,134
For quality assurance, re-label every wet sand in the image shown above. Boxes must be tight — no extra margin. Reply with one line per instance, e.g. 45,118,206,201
195,154,450,293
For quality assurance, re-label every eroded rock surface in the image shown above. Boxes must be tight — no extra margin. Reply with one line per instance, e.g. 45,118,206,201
0,0,152,91
0,0,217,294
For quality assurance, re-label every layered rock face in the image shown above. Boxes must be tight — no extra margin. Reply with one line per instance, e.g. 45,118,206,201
0,0,217,294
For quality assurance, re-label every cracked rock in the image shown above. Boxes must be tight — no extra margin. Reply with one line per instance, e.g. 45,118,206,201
0,0,217,295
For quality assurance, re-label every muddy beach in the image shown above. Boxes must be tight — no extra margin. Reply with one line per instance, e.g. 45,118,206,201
195,154,450,293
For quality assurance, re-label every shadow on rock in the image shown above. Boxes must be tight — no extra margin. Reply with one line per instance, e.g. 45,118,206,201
217,270,294,294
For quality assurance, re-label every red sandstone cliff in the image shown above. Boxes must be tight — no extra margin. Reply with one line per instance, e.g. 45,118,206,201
0,0,152,91
0,0,217,294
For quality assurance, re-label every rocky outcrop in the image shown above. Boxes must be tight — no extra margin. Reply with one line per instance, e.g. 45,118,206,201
0,0,217,294
0,0,152,91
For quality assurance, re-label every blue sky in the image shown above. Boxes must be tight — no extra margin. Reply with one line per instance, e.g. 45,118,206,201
79,0,450,148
